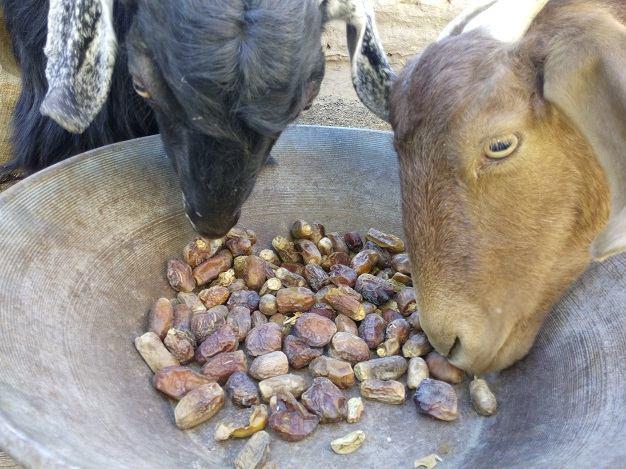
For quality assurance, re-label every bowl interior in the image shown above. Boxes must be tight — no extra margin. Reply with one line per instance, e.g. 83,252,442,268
0,126,624,468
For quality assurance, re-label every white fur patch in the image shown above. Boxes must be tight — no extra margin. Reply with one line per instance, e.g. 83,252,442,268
439,0,550,43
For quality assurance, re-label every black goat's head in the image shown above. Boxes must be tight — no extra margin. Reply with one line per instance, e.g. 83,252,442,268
41,0,394,237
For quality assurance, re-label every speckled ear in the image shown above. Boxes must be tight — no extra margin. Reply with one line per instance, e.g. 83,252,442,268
322,0,396,122
40,0,117,134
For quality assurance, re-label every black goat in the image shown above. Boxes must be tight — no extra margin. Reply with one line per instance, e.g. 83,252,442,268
1,0,394,237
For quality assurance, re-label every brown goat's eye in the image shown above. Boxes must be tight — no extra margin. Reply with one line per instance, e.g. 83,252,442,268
132,79,151,99
485,134,519,159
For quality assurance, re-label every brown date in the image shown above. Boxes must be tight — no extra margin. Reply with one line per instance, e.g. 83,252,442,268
198,285,230,309
413,378,458,421
293,313,337,347
225,371,261,407
193,249,233,286
153,365,213,400
148,297,174,340
283,335,323,369
195,324,238,364
201,350,248,384
329,332,370,364
358,313,386,349
268,391,319,442
276,287,315,314
245,322,283,357
308,355,355,389
301,377,347,423
166,258,195,292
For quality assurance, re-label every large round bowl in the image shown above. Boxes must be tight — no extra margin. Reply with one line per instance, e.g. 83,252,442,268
0,127,624,468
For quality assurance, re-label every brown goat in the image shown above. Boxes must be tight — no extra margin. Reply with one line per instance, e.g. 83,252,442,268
387,0,625,374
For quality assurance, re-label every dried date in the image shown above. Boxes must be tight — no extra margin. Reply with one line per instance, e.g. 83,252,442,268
301,377,347,423
272,236,302,264
402,333,432,358
191,305,228,344
329,264,358,288
166,258,195,292
174,382,225,429
407,357,429,389
304,264,330,291
164,328,196,364
268,390,319,442
243,256,268,290
329,332,370,364
183,237,224,268
360,379,405,404
198,285,230,309
425,352,465,384
149,298,174,340
354,356,408,381
195,325,238,364
193,249,233,286
245,322,283,357
226,371,261,407
227,306,252,341
355,273,395,306
308,356,355,389
249,351,289,380
358,313,386,349
201,350,248,384
153,365,213,400
386,318,410,344
366,228,405,253
335,314,359,336
293,313,337,347
296,239,322,265
259,374,309,401
324,287,366,321
343,231,363,252
135,332,179,372
283,335,323,369
413,378,458,421
227,290,261,311
276,287,315,314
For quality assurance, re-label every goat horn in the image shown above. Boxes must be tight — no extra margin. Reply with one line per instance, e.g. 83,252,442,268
323,0,396,122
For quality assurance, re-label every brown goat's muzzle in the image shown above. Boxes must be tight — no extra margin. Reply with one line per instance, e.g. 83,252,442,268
418,295,542,375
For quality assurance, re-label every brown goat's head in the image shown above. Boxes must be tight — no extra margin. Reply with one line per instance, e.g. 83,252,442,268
386,0,625,374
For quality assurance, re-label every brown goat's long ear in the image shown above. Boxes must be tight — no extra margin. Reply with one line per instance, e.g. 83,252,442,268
322,0,396,122
542,10,626,261
40,0,117,134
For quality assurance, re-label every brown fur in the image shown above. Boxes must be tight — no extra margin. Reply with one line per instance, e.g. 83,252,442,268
389,0,622,374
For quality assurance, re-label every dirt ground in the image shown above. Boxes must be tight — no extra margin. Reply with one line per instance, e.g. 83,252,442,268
296,62,391,131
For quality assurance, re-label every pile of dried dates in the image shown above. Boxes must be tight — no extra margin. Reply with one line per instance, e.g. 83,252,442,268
135,220,496,467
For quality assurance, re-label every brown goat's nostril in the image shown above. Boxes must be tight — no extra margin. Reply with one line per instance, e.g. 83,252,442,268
446,336,461,359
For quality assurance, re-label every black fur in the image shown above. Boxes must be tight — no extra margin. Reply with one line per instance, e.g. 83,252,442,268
0,0,157,178
0,0,325,237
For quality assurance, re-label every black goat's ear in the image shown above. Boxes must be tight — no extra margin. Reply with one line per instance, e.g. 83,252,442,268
40,0,117,134
323,0,396,122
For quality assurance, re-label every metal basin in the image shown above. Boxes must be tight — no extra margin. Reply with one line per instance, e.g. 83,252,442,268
0,126,624,468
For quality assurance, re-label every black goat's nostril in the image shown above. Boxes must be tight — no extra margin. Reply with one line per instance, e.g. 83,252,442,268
447,337,461,358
